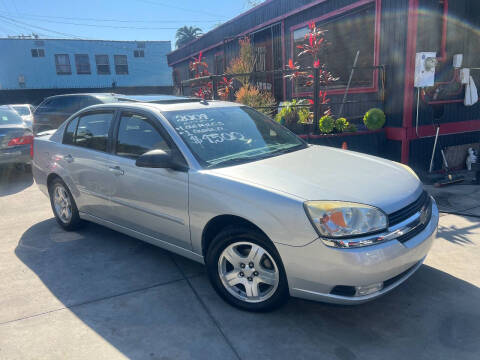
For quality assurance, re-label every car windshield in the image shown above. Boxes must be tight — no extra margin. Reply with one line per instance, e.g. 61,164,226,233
12,106,31,116
163,106,307,168
0,109,24,125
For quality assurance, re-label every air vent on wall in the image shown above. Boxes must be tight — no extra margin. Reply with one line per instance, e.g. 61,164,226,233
34,40,45,47
137,42,146,48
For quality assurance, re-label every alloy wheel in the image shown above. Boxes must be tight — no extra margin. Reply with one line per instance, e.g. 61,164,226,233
53,184,72,224
218,242,279,303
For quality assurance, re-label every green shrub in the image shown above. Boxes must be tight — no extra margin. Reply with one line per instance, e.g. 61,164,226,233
297,107,312,124
319,115,335,133
275,99,311,126
345,123,357,132
334,117,349,132
363,108,386,130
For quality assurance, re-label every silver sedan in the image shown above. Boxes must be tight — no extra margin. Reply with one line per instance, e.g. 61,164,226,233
33,100,438,311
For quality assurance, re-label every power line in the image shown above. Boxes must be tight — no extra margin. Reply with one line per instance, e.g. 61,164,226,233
4,18,180,30
0,11,224,24
0,17,51,38
0,15,82,38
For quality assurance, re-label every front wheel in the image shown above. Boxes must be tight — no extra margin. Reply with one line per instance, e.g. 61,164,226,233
206,227,289,311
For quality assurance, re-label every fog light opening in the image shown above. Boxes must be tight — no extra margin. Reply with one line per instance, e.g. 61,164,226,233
355,282,383,297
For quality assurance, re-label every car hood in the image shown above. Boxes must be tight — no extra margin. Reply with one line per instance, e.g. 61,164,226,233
209,145,423,214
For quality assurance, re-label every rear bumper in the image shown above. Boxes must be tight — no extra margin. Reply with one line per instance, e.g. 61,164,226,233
0,145,31,165
277,200,439,304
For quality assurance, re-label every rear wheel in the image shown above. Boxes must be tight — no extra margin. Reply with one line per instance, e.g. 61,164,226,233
206,226,289,311
49,178,82,231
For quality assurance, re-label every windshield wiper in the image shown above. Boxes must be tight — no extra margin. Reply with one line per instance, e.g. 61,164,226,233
207,156,263,168
265,143,306,157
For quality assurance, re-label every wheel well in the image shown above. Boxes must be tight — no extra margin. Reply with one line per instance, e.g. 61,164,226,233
201,215,269,257
46,173,61,193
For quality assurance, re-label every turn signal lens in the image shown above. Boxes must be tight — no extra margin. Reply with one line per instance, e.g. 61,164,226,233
304,201,387,241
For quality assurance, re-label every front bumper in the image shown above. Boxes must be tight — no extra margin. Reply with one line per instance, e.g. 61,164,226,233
277,200,439,304
0,145,31,165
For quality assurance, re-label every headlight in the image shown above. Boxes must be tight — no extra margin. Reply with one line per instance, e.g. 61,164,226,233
304,201,387,246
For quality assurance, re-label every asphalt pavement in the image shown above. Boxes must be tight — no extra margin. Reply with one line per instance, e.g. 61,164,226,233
0,166,479,360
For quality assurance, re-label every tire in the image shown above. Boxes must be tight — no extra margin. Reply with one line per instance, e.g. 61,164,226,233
205,226,289,311
48,178,83,231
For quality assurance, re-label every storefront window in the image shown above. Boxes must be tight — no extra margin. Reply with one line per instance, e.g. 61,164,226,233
293,4,376,93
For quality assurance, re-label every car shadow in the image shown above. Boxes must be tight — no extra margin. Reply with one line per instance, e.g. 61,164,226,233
14,219,480,359
0,165,33,196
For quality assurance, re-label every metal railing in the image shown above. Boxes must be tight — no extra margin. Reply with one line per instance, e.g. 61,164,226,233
180,66,385,134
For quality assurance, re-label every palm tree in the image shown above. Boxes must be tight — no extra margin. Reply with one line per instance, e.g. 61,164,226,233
175,26,203,48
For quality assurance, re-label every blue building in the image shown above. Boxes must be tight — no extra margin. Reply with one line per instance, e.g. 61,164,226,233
0,38,173,104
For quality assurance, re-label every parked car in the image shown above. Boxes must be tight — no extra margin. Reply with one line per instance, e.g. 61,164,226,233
32,93,122,134
32,93,193,134
0,106,33,168
10,104,35,127
32,100,438,311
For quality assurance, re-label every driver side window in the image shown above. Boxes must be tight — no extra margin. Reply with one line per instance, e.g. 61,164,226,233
115,112,170,159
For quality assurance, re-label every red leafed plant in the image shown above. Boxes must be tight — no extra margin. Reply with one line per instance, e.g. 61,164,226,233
189,52,232,100
285,22,338,118
217,77,234,100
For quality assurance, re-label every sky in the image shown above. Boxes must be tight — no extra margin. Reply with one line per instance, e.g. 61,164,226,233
0,0,257,51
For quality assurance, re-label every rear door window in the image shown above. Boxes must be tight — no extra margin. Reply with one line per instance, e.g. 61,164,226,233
74,112,114,152
63,117,79,145
115,112,169,159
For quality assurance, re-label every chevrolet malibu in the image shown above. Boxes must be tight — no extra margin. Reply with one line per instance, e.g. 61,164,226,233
32,100,438,311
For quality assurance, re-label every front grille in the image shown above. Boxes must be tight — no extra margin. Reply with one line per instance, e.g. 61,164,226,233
396,196,432,243
388,191,429,226
397,197,432,243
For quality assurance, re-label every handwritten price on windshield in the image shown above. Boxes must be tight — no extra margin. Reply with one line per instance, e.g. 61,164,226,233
189,132,246,145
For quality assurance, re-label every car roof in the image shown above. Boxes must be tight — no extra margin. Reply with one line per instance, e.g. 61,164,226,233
83,100,242,113
115,94,195,104
43,93,120,101
42,93,196,104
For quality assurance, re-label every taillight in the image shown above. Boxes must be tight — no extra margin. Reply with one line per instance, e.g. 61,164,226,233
30,141,34,158
7,135,34,146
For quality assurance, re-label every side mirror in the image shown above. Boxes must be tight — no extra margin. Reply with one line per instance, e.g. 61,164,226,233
135,149,188,171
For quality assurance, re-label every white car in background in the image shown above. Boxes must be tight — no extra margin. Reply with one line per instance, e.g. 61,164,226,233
11,104,35,127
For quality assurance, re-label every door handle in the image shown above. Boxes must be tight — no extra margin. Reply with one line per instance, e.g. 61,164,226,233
64,154,74,163
109,165,124,176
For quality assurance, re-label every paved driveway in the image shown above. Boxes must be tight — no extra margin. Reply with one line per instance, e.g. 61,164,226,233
0,168,479,360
